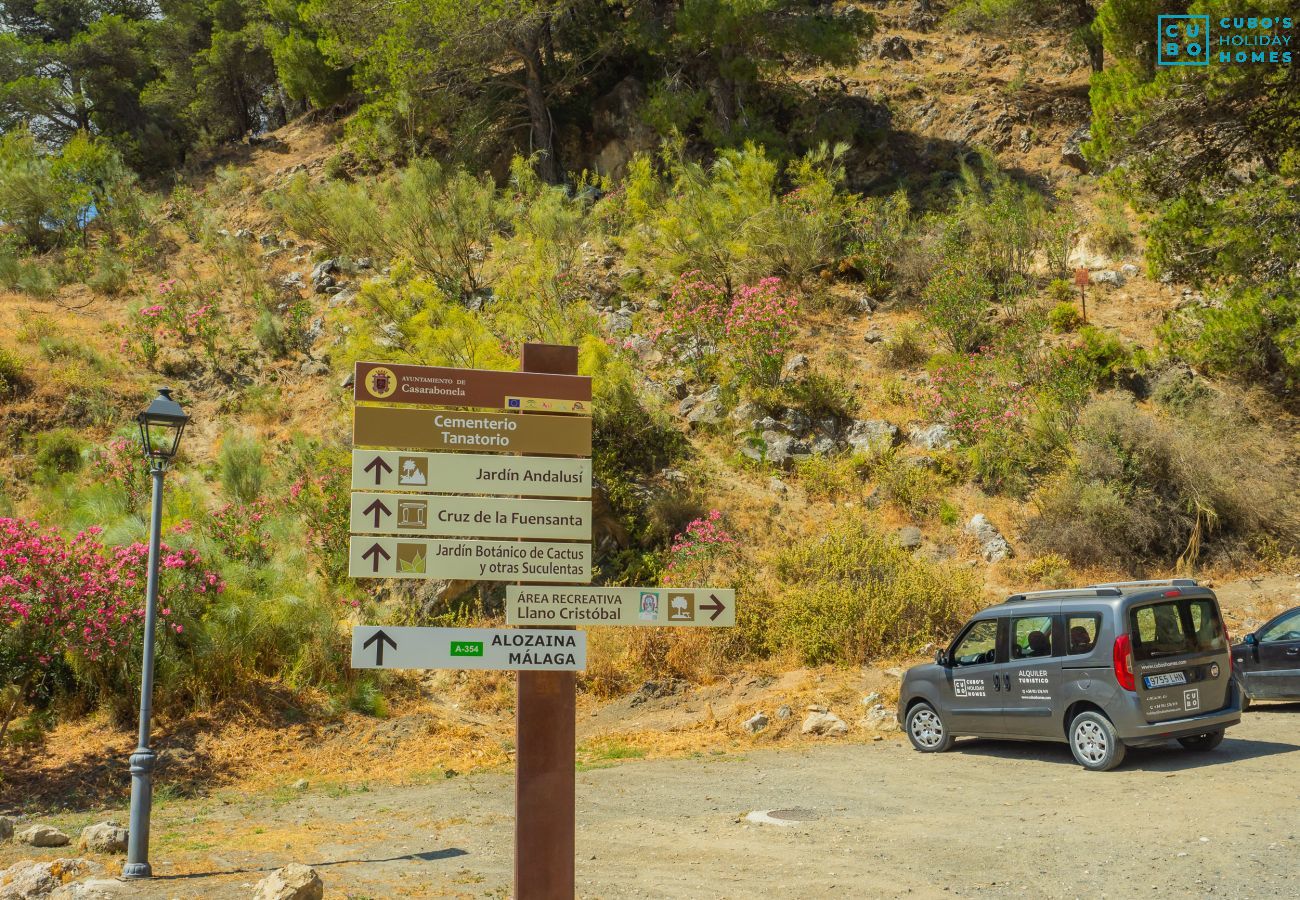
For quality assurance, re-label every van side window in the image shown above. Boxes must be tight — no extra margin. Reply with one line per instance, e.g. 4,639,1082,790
952,620,999,667
1066,615,1100,654
1011,615,1053,658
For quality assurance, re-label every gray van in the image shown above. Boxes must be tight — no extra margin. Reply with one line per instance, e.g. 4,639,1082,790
897,580,1240,770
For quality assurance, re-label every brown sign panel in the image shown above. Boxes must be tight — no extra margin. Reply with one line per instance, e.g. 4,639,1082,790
354,406,591,456
355,362,592,410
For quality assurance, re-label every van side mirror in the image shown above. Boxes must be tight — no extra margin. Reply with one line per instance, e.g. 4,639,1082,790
1244,633,1257,646
935,648,949,667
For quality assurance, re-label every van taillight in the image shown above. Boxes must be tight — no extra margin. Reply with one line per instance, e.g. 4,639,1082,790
1113,634,1136,691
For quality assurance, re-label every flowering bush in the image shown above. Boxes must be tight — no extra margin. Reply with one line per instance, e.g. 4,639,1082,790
923,352,1033,446
664,510,736,582
287,464,351,584
123,279,223,368
0,517,223,740
89,437,152,509
655,273,799,385
208,500,274,566
725,277,800,385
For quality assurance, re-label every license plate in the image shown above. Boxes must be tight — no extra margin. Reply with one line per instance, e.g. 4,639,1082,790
1144,671,1188,689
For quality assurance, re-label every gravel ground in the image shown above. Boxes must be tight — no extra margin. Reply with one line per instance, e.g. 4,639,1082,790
6,704,1298,898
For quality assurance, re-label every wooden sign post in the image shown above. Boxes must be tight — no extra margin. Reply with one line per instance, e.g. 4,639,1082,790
1074,267,1090,324
515,343,578,900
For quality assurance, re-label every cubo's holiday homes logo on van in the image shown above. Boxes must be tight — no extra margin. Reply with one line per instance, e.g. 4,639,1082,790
1158,14,1295,66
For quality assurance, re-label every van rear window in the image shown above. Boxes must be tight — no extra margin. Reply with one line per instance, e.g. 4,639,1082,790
1129,598,1226,660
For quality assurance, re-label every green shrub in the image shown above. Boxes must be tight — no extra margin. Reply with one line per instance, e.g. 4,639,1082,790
793,453,871,503
254,311,289,357
922,267,995,353
15,260,59,298
1161,288,1300,395
883,323,928,369
871,447,942,518
842,189,910,297
34,429,85,480
769,515,980,664
1048,278,1076,304
270,159,502,298
219,433,268,503
622,141,854,292
1049,301,1083,333
0,348,23,395
87,250,131,295
1030,397,1300,569
1091,196,1133,256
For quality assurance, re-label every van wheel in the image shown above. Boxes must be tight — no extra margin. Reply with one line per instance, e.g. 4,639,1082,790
1068,711,1126,771
1178,729,1225,752
905,702,954,753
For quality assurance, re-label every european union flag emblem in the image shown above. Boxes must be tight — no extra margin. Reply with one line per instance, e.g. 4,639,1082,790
508,398,521,408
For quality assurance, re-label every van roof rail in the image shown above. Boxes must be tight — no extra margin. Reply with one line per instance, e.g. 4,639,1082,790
1004,587,1123,603
1088,578,1198,590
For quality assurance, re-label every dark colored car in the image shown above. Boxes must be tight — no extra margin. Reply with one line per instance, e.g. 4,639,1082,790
1233,606,1300,709
897,579,1240,771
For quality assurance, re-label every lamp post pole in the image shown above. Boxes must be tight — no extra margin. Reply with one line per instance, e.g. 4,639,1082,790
122,461,166,879
121,387,188,881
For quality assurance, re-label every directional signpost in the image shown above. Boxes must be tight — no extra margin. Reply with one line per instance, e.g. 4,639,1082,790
351,626,587,671
506,586,735,627
350,450,591,497
345,348,737,900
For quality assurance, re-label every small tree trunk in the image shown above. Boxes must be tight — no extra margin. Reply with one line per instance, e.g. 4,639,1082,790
517,27,562,184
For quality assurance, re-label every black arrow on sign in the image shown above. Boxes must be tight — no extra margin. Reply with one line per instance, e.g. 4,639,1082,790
361,542,391,573
362,629,398,665
363,455,393,485
362,497,392,528
701,593,726,622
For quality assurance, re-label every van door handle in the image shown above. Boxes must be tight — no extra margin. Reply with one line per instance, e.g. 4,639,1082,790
1286,648,1299,656
1003,674,1011,691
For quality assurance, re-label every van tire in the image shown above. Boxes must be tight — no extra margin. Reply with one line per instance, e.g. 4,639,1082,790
1068,710,1126,771
905,702,954,753
1178,729,1225,752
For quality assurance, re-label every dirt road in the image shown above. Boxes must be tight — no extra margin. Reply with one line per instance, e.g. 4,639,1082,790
7,705,1298,899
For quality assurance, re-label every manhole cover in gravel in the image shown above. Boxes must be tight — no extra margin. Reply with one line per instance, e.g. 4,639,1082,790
745,808,819,827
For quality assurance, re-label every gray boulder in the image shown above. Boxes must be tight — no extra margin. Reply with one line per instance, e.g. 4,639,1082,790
896,526,923,551
863,328,885,344
1061,125,1091,172
878,36,913,61
252,864,324,900
780,407,811,435
686,400,725,428
908,423,955,450
279,271,304,291
16,825,70,848
801,710,849,737
1,859,96,900
1120,263,1141,278
50,879,123,899
0,816,13,842
845,419,898,453
780,353,809,380
965,513,1012,563
742,712,769,734
76,823,127,855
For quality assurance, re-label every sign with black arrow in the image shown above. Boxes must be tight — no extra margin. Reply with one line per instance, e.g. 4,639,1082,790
349,492,591,540
348,536,591,582
504,587,736,628
351,626,587,671
350,450,591,497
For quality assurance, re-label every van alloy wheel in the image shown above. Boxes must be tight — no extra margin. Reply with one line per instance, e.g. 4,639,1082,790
1068,711,1126,771
905,702,954,753
1072,719,1108,764
911,709,943,748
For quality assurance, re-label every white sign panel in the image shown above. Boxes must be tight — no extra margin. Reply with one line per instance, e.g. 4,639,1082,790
348,536,590,582
506,586,735,627
350,450,591,497
349,492,591,540
351,626,586,671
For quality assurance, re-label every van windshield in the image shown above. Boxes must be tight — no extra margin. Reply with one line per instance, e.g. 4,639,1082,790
1129,598,1226,661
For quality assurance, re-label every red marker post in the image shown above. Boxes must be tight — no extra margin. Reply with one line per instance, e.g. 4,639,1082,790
1074,267,1090,325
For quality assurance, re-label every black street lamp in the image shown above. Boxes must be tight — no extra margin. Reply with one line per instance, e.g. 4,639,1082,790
122,388,189,879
